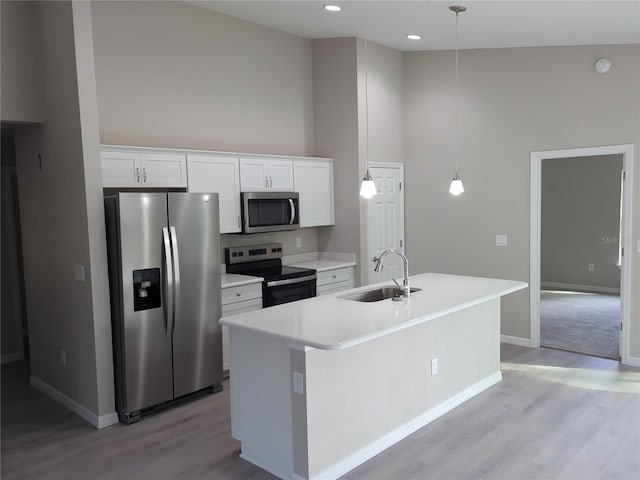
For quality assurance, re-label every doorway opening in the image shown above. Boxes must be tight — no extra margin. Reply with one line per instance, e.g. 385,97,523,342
530,145,634,364
539,154,622,359
1,125,29,366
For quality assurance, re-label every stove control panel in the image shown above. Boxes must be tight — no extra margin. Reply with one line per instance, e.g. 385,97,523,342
225,243,283,264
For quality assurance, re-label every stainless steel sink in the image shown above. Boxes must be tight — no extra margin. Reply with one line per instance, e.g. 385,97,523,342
340,286,422,302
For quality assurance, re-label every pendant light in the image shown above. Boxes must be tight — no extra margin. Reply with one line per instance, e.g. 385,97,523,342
449,5,466,196
359,1,377,199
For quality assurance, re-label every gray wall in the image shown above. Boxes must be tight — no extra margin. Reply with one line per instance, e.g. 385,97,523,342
12,1,114,417
541,154,623,290
91,1,314,157
0,1,45,123
313,38,404,285
312,38,362,282
404,45,640,353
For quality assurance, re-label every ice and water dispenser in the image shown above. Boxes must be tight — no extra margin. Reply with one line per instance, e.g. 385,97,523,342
133,268,161,311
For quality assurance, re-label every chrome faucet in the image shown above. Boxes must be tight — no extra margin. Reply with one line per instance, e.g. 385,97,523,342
373,249,410,297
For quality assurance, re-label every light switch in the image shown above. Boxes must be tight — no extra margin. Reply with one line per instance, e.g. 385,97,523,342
495,235,508,247
293,371,304,395
637,239,640,253
74,264,86,282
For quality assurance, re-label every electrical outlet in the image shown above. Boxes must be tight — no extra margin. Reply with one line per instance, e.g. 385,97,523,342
431,358,438,376
296,237,302,248
60,350,66,367
588,263,595,272
293,371,304,395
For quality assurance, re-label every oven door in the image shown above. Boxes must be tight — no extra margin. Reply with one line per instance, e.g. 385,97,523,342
263,275,316,307
241,192,299,234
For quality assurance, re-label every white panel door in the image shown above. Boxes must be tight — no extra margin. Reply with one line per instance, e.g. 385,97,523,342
187,155,242,233
367,164,405,285
140,152,187,188
293,160,334,227
101,150,140,187
239,158,269,191
268,159,294,192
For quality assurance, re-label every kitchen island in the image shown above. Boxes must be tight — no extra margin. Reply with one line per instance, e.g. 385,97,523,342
220,273,527,480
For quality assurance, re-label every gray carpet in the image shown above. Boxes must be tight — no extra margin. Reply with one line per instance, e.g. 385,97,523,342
540,290,620,360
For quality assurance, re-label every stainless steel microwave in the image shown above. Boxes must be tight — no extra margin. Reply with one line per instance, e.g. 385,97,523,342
240,192,299,234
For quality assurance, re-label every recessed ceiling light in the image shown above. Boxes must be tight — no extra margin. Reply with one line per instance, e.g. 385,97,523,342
406,34,422,40
324,5,341,12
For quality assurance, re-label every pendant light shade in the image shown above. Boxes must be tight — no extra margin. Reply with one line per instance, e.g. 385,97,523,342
449,172,464,196
449,5,466,196
360,169,377,199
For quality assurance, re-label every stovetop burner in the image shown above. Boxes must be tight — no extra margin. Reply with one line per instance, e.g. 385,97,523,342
225,243,316,281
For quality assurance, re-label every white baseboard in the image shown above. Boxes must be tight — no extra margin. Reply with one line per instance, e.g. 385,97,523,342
541,282,620,295
311,371,502,480
501,334,535,348
1,352,24,364
29,376,118,429
622,355,640,368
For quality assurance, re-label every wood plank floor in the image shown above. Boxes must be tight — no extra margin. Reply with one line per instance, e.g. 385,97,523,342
2,345,639,479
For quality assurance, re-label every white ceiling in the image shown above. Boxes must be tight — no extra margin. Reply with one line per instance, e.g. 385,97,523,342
191,1,640,51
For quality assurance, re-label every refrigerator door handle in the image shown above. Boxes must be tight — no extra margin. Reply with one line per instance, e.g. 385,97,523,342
162,227,174,337
170,226,181,334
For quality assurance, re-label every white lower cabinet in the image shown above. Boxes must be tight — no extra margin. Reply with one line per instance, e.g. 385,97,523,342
221,282,263,372
316,266,355,296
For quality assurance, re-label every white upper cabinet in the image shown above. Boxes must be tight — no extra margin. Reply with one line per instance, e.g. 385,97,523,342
187,155,241,233
293,159,334,227
139,152,188,188
101,147,187,188
101,150,139,188
239,158,293,192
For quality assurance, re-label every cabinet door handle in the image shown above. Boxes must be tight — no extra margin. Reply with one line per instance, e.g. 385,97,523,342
237,215,241,228
332,275,337,279
265,176,268,188
136,168,141,183
143,168,147,183
269,176,273,188
236,292,241,297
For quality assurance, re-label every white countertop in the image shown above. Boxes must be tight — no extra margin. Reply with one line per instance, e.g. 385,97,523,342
221,273,263,289
288,259,356,272
220,272,527,350
283,251,356,272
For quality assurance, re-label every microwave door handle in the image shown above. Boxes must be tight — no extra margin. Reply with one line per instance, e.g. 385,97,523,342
289,198,296,225
162,227,174,337
170,226,181,335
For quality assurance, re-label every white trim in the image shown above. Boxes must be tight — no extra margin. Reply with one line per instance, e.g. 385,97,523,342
29,376,118,429
623,355,640,368
309,371,502,480
1,352,24,364
541,282,620,295
530,144,634,366
501,334,535,348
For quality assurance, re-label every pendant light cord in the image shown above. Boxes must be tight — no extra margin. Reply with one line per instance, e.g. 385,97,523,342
454,9,460,175
364,1,369,176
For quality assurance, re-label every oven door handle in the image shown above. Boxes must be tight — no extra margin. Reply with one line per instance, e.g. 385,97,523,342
266,274,316,288
288,198,296,225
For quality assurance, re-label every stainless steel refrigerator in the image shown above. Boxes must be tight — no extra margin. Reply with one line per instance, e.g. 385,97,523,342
104,192,222,424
